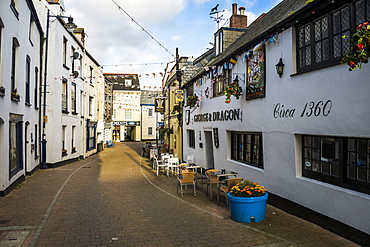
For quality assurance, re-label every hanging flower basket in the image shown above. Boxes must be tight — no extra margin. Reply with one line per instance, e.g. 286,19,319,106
224,82,242,103
172,105,182,114
342,21,370,71
186,95,198,109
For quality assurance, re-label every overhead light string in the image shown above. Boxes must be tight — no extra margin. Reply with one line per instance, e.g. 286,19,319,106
111,0,175,58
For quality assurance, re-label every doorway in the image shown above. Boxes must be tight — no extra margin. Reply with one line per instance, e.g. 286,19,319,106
204,131,214,169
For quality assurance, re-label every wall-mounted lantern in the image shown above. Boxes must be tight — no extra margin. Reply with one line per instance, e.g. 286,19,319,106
275,58,284,77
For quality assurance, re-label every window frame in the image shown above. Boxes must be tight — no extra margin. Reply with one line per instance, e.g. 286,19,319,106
231,131,264,169
302,135,370,195
296,0,370,73
212,67,231,98
188,129,195,149
25,55,31,105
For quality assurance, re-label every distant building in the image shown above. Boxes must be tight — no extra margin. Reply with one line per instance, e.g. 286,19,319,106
105,73,142,142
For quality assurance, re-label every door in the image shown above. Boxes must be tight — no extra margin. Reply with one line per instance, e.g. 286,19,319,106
204,131,214,169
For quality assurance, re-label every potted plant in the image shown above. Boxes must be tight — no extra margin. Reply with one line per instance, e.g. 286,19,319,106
342,21,370,71
186,95,198,109
224,82,242,103
227,179,268,223
62,149,68,156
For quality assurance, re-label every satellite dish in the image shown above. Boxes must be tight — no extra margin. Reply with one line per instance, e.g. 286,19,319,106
72,52,79,60
72,71,79,78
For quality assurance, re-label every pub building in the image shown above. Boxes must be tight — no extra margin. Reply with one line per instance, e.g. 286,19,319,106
180,0,370,244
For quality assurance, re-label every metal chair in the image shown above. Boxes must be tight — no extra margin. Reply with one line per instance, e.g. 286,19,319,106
217,177,243,206
177,172,196,197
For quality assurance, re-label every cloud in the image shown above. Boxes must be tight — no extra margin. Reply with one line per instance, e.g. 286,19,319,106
171,36,182,41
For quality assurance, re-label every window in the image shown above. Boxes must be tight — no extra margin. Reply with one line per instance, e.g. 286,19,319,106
148,108,153,117
215,31,223,55
25,55,31,104
80,90,84,118
62,126,66,150
125,79,132,86
63,37,68,67
89,96,93,116
302,135,370,195
62,79,68,112
71,126,76,152
11,38,20,94
0,19,3,80
34,124,38,159
71,82,76,113
10,0,19,17
213,67,231,97
9,114,23,177
231,132,263,169
29,16,35,46
34,67,38,107
148,127,153,136
188,130,195,148
125,109,132,120
297,1,370,72
90,67,93,84
86,120,96,151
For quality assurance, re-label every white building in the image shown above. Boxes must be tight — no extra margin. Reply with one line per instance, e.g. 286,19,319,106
140,90,162,143
105,73,142,142
0,0,43,195
34,0,102,167
183,0,370,244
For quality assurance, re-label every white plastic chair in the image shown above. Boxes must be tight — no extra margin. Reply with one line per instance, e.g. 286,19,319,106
186,155,194,165
166,157,179,176
154,156,167,176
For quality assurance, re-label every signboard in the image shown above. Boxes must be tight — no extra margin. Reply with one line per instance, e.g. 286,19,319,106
112,121,140,126
246,44,266,100
155,98,165,113
175,89,184,103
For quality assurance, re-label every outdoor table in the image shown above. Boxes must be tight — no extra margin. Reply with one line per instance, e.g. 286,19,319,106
182,165,203,184
209,170,238,200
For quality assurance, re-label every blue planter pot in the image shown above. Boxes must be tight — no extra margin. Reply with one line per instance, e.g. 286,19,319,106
227,192,268,223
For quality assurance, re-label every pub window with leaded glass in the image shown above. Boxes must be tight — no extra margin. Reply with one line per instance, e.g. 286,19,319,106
213,68,231,97
296,1,369,72
302,135,370,195
231,132,263,169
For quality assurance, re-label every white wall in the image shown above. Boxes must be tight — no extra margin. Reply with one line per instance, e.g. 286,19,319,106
183,27,370,234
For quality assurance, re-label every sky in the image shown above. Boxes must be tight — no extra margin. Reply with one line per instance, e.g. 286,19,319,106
62,0,282,89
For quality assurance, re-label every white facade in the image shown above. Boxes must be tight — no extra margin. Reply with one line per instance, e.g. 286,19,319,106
34,1,102,166
0,0,43,194
183,0,370,238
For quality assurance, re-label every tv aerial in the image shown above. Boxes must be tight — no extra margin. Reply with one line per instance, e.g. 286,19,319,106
209,4,225,29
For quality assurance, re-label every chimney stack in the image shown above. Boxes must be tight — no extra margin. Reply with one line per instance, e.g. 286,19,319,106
230,4,248,29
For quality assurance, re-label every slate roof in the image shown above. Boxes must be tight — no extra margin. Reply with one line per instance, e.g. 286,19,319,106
104,73,141,91
185,0,313,84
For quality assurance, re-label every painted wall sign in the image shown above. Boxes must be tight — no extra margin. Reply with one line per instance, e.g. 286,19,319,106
193,109,242,122
273,100,332,119
246,44,266,100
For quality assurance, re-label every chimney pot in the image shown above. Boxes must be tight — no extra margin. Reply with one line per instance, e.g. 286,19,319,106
232,3,237,15
239,7,245,15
